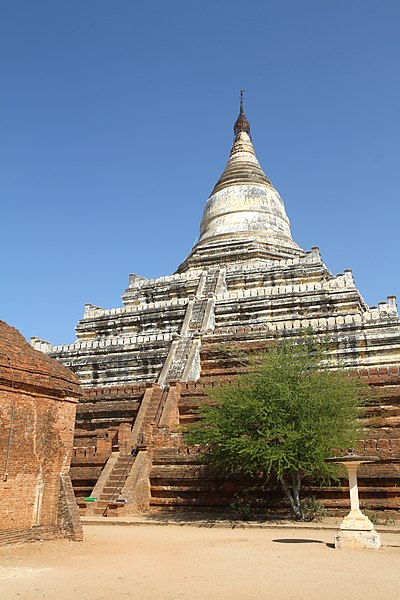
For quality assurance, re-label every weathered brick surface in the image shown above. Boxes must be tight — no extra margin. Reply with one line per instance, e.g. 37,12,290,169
69,385,146,498
0,321,79,396
0,321,82,545
58,473,83,540
67,365,400,514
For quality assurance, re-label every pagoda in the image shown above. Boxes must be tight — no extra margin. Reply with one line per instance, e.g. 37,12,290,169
32,97,400,514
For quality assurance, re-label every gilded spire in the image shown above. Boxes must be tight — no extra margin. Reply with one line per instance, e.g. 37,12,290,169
233,89,251,138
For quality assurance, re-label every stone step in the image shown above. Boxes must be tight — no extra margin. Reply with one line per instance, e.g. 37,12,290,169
323,498,400,509
97,495,127,504
92,508,107,515
305,485,400,494
99,492,118,500
101,480,119,490
151,450,204,460
109,466,132,475
104,507,125,517
112,466,131,472
107,477,128,484
150,466,208,478
107,472,129,480
149,496,228,506
102,486,122,495
107,471,129,480
105,480,126,489
150,463,205,471
115,461,132,468
179,416,200,425
92,504,126,514
150,484,220,493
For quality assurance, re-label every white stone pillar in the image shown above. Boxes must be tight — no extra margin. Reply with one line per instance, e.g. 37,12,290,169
335,460,381,549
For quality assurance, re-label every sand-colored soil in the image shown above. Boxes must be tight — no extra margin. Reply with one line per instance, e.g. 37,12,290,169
1,524,400,600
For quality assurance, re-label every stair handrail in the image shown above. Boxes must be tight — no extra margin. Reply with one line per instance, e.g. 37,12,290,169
154,387,169,428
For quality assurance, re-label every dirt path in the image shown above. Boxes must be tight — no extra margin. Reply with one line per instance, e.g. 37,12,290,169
1,525,399,600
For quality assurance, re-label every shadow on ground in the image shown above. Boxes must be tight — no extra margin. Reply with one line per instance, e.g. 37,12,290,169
273,538,324,544
273,538,335,548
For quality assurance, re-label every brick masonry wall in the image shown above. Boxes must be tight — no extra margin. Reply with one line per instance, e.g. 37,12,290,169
0,321,82,545
58,473,83,540
0,387,82,543
70,385,146,498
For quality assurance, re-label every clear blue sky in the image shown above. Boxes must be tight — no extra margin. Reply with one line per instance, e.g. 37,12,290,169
1,1,399,345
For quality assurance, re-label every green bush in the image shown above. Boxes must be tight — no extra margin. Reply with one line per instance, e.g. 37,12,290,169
229,493,256,521
300,497,327,522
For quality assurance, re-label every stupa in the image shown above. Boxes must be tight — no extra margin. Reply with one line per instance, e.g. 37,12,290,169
32,96,400,514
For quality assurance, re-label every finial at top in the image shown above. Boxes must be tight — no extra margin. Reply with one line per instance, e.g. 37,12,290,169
240,89,245,112
234,89,251,138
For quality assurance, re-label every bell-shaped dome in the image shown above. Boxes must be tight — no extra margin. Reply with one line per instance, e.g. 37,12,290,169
178,100,303,272
200,104,300,246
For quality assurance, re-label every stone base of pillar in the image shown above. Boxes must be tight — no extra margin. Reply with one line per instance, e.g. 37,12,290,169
335,529,381,549
339,510,374,531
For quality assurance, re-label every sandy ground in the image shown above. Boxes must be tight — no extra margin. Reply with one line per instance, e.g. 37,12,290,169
1,524,400,600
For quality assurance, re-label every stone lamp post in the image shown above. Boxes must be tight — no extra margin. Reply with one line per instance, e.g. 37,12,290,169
326,450,381,549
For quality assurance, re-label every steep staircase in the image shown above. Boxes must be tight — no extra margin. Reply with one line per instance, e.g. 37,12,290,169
165,337,194,383
159,268,223,386
92,453,136,516
89,385,170,515
143,386,169,431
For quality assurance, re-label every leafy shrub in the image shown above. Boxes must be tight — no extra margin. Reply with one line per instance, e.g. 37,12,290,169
300,497,327,522
229,493,255,521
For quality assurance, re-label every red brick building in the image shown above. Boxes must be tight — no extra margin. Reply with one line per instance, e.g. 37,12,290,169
0,321,82,544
